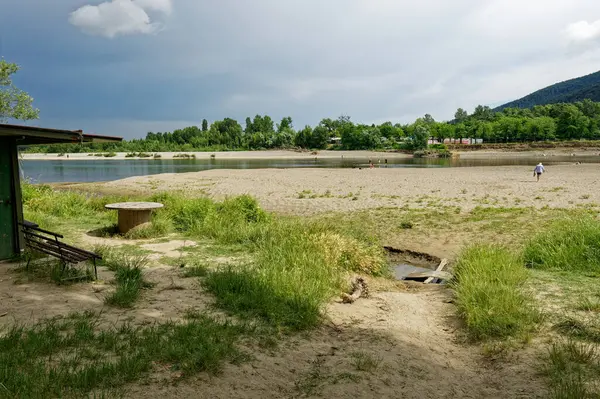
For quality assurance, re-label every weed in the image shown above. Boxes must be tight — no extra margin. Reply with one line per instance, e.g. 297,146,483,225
350,351,382,372
103,254,152,308
182,264,209,278
554,318,600,343
577,297,600,312
295,358,329,396
544,340,600,399
524,216,600,275
452,244,539,340
399,220,413,229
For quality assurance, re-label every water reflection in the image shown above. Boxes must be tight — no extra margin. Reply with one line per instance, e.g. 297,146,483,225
20,155,600,184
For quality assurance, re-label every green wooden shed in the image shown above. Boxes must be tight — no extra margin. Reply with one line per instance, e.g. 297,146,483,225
0,123,122,261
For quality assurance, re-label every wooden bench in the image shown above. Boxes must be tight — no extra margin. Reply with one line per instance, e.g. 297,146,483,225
19,222,101,280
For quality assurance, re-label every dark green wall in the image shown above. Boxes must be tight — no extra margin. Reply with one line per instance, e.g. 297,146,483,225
0,138,23,260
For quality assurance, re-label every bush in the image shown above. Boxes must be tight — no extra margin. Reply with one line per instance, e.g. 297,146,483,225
524,216,600,276
428,143,448,150
453,244,539,340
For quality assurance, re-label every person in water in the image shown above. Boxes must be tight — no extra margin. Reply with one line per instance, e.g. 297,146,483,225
533,162,545,182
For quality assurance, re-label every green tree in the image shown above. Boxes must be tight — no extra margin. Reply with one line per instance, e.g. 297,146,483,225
295,126,313,148
408,124,429,150
454,108,468,123
0,60,39,122
310,125,329,149
277,116,293,133
202,119,208,132
472,105,494,122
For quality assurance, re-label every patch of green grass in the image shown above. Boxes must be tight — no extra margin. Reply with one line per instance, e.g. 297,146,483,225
294,358,329,397
350,351,382,372
123,216,172,239
16,255,94,285
544,340,600,399
524,216,600,276
554,318,600,343
204,219,386,331
452,244,539,340
547,186,566,193
0,312,247,399
100,253,152,308
182,264,209,278
577,297,600,312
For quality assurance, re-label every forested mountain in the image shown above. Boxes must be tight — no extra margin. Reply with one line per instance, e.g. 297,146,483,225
495,70,600,111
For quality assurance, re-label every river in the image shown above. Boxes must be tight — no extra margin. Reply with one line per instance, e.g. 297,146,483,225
20,155,600,183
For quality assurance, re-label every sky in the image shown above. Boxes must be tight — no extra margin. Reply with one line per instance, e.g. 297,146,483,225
2,0,600,139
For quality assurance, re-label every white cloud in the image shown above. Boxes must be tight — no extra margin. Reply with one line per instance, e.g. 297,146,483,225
69,0,172,38
565,20,600,43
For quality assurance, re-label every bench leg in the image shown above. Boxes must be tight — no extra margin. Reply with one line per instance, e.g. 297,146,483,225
93,258,98,280
25,252,32,272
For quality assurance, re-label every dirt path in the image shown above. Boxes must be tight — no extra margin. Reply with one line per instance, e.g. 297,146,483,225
125,287,545,398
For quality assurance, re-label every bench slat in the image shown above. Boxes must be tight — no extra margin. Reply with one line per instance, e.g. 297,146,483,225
26,241,89,263
18,223,64,239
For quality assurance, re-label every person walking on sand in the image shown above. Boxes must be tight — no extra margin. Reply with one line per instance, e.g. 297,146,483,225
533,162,545,182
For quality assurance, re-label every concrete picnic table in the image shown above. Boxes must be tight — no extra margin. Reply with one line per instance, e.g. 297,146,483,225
104,202,164,234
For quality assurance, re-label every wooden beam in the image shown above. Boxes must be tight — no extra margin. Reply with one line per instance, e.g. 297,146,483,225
425,258,448,284
9,139,24,255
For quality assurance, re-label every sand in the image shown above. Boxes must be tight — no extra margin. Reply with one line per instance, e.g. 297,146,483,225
21,150,411,161
87,164,600,216
6,163,597,397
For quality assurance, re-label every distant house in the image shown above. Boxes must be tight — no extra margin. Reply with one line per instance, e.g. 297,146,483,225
0,124,122,261
328,137,342,145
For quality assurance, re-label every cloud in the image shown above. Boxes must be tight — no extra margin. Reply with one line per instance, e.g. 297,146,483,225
565,19,600,43
69,0,171,38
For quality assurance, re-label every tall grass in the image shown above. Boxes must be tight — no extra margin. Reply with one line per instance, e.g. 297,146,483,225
22,183,388,331
453,244,539,340
524,216,600,276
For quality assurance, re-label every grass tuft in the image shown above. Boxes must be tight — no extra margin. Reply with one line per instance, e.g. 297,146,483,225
350,351,383,372
544,340,600,399
452,244,539,340
101,253,152,308
524,216,600,276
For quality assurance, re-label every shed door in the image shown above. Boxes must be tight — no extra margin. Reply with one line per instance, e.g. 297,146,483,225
0,141,15,259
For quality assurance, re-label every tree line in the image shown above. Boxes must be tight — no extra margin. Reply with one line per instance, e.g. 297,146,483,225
4,59,600,154
25,100,600,154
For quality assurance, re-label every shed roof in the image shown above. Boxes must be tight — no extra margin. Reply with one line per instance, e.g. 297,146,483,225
0,123,123,145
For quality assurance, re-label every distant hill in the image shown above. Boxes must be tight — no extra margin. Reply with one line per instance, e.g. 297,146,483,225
494,70,600,111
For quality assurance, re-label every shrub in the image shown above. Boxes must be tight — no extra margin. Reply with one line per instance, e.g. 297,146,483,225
428,143,448,150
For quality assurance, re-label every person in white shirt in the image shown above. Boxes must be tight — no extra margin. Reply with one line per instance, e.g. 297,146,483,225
533,162,545,182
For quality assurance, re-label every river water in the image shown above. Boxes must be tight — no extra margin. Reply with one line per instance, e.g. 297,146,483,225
20,155,600,183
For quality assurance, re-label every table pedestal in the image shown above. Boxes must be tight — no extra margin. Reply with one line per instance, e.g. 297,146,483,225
118,209,152,234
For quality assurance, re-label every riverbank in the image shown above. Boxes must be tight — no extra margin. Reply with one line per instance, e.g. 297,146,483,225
22,146,600,161
21,150,411,161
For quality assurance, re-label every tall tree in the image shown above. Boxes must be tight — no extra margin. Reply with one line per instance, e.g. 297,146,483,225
202,119,208,132
454,108,468,123
0,60,39,122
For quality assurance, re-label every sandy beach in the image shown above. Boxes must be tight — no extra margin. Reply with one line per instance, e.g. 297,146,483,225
22,150,410,161
67,164,600,216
